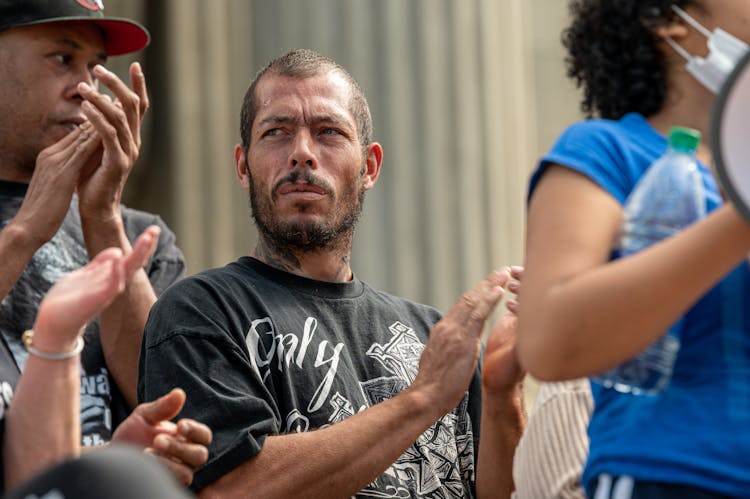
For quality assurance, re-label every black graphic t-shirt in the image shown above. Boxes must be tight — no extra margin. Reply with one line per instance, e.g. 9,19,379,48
0,180,185,448
139,257,483,497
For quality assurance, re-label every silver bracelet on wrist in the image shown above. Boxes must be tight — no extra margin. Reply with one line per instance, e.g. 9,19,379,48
22,329,84,360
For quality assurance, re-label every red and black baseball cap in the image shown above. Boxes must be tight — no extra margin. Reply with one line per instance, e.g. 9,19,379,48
0,0,150,56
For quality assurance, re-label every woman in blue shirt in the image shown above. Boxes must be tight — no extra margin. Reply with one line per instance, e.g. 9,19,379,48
518,0,750,497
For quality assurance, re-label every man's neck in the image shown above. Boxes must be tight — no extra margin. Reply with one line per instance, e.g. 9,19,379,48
251,237,354,283
0,156,34,183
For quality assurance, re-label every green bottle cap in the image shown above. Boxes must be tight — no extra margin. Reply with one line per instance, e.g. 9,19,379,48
668,126,701,153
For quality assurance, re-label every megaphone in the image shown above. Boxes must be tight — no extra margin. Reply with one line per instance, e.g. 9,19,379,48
711,50,750,221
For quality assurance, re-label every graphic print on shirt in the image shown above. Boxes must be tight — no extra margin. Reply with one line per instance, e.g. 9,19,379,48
0,381,14,420
246,315,345,414
246,316,474,498
0,222,115,445
358,321,474,498
326,391,357,424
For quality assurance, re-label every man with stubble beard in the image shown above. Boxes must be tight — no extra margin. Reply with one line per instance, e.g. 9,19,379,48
139,48,524,498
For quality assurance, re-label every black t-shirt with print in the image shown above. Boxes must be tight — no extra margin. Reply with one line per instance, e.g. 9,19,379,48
0,180,185,450
139,256,483,497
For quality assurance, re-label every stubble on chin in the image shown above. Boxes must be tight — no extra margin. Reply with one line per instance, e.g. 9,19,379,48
248,187,363,257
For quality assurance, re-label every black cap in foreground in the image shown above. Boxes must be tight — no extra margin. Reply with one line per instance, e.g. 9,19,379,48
0,0,149,56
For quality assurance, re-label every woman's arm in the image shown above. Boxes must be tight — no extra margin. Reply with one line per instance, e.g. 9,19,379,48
517,165,750,380
3,229,159,490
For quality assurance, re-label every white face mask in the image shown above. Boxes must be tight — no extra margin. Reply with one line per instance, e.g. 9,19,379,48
664,5,750,94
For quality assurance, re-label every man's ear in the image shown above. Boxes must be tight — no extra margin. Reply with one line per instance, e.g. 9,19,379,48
235,144,251,189
363,142,383,191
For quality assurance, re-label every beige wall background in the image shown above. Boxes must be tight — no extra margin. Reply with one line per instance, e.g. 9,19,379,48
107,0,582,401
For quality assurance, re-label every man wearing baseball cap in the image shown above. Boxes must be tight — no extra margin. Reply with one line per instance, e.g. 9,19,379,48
0,0,205,492
0,0,151,55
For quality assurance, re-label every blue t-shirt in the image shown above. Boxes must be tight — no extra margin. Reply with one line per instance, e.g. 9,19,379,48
530,113,750,497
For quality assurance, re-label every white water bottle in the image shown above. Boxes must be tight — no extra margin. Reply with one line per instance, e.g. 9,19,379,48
595,127,705,395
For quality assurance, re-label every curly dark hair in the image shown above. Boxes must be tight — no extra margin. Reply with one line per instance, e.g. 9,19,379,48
564,0,702,119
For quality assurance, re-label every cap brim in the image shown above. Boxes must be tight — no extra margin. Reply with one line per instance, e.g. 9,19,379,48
19,17,150,56
93,18,149,56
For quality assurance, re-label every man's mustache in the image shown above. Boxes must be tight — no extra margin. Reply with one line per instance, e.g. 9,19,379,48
272,170,334,197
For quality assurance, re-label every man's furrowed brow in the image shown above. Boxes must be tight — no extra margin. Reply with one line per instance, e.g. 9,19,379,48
257,113,353,131
308,114,350,127
258,115,297,127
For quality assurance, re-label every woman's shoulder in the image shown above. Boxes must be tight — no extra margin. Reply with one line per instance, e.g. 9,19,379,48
555,113,653,150
533,113,658,204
